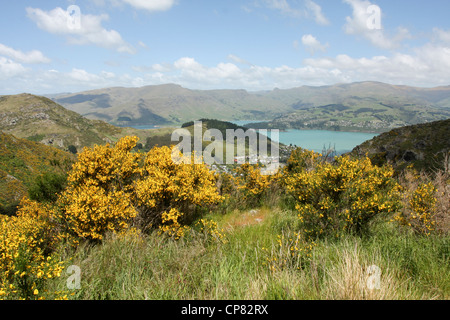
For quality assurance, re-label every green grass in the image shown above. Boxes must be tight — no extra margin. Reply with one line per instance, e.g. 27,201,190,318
47,207,449,300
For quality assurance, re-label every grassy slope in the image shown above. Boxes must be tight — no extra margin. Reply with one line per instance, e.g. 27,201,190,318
0,93,176,151
49,207,449,300
0,131,75,209
350,119,450,173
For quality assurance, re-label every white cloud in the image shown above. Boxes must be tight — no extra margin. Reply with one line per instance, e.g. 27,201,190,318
263,0,301,17
26,7,135,54
2,35,450,94
0,44,50,64
138,41,148,48
301,34,328,54
122,0,176,12
305,0,329,25
433,28,450,44
258,0,329,25
303,42,450,86
343,0,411,50
0,57,27,80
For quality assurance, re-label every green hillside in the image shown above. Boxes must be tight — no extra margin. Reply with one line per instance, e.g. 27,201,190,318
0,93,176,151
144,119,287,164
349,119,450,173
0,131,75,214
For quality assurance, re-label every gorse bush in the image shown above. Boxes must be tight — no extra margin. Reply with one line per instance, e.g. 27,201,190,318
195,218,227,244
56,137,223,241
234,163,270,205
0,199,66,300
56,136,141,241
222,163,283,209
135,146,223,230
158,208,189,240
285,154,401,238
394,167,449,236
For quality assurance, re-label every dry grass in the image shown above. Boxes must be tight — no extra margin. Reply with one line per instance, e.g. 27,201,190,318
322,243,417,300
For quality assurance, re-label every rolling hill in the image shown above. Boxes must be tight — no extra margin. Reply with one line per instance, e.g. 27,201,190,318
0,131,75,214
0,93,175,151
48,81,450,132
50,84,291,126
349,118,450,173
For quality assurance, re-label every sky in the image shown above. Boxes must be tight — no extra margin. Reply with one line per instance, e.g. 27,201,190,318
1,0,450,94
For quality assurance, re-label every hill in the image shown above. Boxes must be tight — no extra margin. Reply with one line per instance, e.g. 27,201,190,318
0,131,75,214
247,82,450,133
0,93,175,151
349,119,450,173
49,82,450,132
50,84,290,126
144,118,289,165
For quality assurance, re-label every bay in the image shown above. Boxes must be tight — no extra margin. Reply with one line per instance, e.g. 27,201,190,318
267,129,378,154
230,120,377,154
128,121,378,155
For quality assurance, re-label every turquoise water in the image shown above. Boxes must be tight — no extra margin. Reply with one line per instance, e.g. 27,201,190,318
231,120,377,154
268,130,378,154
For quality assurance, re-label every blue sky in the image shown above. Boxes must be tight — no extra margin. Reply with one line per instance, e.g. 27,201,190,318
1,0,450,94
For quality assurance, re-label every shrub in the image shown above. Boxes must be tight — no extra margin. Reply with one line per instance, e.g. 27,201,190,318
68,145,77,154
233,164,270,205
28,172,67,203
0,198,66,300
285,155,401,238
56,136,141,241
195,218,227,244
134,146,223,230
158,208,189,240
394,167,449,236
262,231,316,273
55,137,223,241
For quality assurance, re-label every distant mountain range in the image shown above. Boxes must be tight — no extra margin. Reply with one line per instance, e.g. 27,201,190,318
47,81,450,132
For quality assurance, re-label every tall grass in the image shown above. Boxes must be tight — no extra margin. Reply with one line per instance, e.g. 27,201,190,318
47,208,449,300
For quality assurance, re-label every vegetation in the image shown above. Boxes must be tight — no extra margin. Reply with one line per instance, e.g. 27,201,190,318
350,119,450,173
0,93,176,152
0,132,74,216
1,133,448,300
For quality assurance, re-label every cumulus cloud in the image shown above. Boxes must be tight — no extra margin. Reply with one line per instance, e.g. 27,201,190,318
26,7,135,54
303,42,450,86
0,57,27,80
301,34,328,54
343,0,411,50
0,44,51,64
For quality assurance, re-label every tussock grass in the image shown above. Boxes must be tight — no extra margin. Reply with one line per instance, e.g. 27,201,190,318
47,207,449,300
